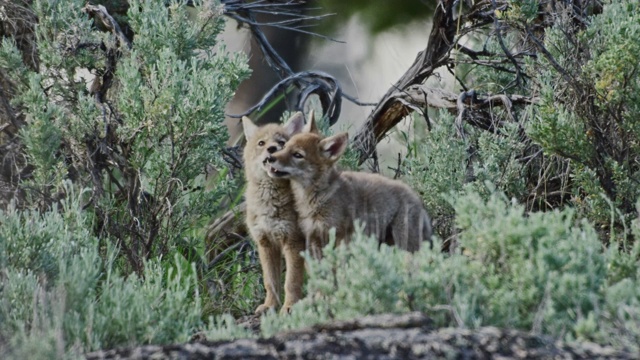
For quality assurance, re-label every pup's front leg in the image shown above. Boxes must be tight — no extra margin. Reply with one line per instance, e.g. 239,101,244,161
281,238,305,314
255,235,282,315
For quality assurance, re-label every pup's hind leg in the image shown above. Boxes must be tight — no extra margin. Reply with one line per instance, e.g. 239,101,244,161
402,207,430,252
390,206,412,251
420,210,433,249
255,235,282,315
281,237,306,314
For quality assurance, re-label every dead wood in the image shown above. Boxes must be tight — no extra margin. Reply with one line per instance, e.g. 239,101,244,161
204,201,248,263
82,4,132,50
352,0,459,164
85,312,635,360
350,0,540,165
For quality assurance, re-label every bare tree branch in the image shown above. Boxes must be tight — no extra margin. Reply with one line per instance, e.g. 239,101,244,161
222,0,373,124
227,70,344,125
352,0,460,164
82,4,132,50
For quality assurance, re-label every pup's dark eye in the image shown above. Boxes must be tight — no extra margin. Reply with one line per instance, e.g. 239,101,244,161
258,141,265,146
293,152,304,159
277,140,286,147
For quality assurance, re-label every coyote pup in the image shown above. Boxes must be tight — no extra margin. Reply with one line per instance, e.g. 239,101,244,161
265,117,432,258
242,113,306,315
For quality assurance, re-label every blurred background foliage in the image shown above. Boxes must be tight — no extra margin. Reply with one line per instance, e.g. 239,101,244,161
2,0,640,358
318,0,436,33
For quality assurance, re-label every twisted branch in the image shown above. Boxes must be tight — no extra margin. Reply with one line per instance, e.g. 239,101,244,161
352,0,460,163
222,0,374,124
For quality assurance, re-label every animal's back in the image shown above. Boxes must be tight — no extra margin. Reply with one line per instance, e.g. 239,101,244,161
342,171,422,202
339,171,431,251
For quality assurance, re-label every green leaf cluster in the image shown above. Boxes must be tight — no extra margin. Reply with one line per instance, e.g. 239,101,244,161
255,191,640,351
0,185,203,358
528,0,640,227
0,0,250,270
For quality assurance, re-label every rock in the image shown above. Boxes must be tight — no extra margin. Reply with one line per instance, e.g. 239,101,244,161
85,312,635,359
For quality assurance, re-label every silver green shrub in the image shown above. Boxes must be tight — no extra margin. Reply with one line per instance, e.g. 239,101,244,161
405,110,527,241
0,0,250,272
0,0,252,356
527,0,640,230
0,185,203,358
257,190,640,352
404,111,468,240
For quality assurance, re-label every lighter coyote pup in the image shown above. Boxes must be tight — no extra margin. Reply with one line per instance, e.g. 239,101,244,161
242,113,306,315
265,115,432,258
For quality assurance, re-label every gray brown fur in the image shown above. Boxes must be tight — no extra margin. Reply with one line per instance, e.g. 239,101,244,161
265,115,432,259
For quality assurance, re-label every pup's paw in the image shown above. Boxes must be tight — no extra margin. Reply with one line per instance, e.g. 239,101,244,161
254,303,276,315
280,305,293,315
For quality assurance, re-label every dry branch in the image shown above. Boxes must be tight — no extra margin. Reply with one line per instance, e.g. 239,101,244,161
387,85,537,113
85,312,633,360
349,0,538,164
82,4,132,50
352,0,459,164
205,201,248,262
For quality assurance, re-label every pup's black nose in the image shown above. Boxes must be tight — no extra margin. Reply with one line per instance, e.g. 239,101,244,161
267,146,278,154
266,156,276,163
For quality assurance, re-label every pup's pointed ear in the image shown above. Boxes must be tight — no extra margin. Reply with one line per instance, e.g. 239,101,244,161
303,110,319,134
319,132,348,161
283,111,305,136
242,116,258,139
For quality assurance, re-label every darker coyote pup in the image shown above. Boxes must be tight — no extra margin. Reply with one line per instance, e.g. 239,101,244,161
265,114,432,258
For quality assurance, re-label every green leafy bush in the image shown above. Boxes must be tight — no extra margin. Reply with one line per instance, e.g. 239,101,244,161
404,111,468,240
527,0,640,231
405,110,527,240
0,185,203,358
257,190,639,352
0,0,250,272
0,0,252,356
452,191,606,334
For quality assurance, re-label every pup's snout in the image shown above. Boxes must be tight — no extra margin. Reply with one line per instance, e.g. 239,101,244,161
265,155,276,163
267,145,278,154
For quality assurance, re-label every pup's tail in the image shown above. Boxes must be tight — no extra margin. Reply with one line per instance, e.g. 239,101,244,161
421,210,433,250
